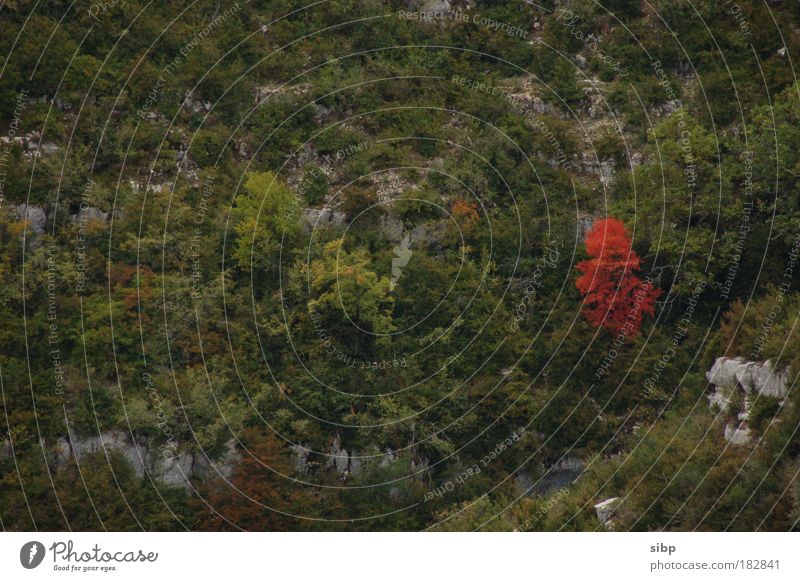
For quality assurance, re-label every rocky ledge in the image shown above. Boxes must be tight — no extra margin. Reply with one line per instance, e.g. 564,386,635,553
706,357,791,445
53,431,240,491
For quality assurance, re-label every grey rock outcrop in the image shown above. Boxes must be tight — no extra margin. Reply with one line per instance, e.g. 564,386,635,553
327,436,350,474
40,142,61,156
706,357,790,445
419,0,451,15
594,497,619,530
72,206,109,224
291,441,401,477
301,207,346,231
580,152,615,188
576,214,594,242
16,204,47,236
156,452,195,488
526,457,586,495
54,431,240,491
290,443,311,473
379,214,448,248
56,430,148,477
724,423,752,445
706,357,789,402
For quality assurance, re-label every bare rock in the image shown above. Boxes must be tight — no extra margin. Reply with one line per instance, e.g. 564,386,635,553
290,443,310,473
706,357,745,391
379,214,405,242
576,214,594,242
707,357,789,399
40,142,61,156
194,439,241,481
155,452,195,488
380,448,400,468
63,430,148,478
73,206,109,224
529,457,586,495
16,204,47,236
707,357,790,445
598,159,615,188
53,432,241,491
752,360,789,398
419,0,451,14
594,497,619,530
724,422,752,445
327,436,349,474
301,207,347,232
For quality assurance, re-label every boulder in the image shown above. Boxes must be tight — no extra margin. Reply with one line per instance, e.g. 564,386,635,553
40,142,61,156
594,497,619,529
529,457,586,495
419,0,451,14
16,204,47,236
724,422,752,445
301,207,346,232
73,206,109,224
706,357,790,445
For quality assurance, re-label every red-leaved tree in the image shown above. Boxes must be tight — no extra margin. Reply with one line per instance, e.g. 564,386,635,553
576,218,660,336
194,428,320,531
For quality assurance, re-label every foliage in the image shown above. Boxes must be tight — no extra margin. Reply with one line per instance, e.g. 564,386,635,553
576,218,661,335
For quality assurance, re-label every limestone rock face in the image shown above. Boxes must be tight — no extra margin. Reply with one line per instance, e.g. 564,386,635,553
56,430,148,477
301,207,346,231
16,204,47,236
156,452,196,488
526,457,586,496
706,357,789,399
724,423,752,445
40,142,61,155
290,443,310,473
752,361,789,398
706,357,790,446
380,215,448,248
53,431,240,490
291,441,403,477
706,357,744,392
194,439,240,481
327,436,350,474
73,206,109,224
594,497,619,530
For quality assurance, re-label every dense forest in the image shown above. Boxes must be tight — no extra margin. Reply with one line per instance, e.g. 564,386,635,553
2,0,800,531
